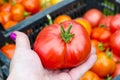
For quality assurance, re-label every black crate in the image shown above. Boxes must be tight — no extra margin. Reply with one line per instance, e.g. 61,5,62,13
0,0,120,79
0,51,10,80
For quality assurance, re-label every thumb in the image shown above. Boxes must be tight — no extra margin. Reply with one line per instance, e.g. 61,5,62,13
11,31,31,49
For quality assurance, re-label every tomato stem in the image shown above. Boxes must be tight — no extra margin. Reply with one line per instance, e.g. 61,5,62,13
24,11,30,17
105,48,113,59
105,75,113,80
46,14,53,25
99,24,105,28
98,42,105,51
61,24,75,43
11,1,16,6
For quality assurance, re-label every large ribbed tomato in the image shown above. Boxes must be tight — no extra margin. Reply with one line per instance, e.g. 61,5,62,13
34,20,91,70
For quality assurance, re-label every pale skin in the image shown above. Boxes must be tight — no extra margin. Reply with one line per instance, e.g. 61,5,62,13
7,31,97,80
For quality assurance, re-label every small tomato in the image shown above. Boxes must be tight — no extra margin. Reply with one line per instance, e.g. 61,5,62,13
80,71,101,80
11,3,25,22
110,14,120,33
110,30,120,57
0,3,12,12
54,14,72,24
91,52,116,78
83,9,104,27
99,16,113,30
74,18,92,35
22,0,40,14
1,44,15,60
3,20,18,30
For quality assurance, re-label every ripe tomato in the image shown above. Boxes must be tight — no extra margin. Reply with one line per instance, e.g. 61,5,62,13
112,63,120,78
0,12,11,25
83,9,104,28
3,20,18,30
113,53,120,63
0,3,12,12
1,44,15,60
34,20,91,69
110,14,120,33
80,71,101,80
22,0,40,14
91,52,116,78
91,27,111,43
11,3,25,22
74,18,92,35
110,30,120,57
91,40,105,54
99,16,113,30
54,14,72,24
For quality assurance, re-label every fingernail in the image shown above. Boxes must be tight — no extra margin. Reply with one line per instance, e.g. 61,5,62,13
10,32,16,41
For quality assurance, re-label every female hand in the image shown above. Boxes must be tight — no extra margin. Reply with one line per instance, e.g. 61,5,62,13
7,31,97,80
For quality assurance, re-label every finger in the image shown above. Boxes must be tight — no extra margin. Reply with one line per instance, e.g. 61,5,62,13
69,46,97,80
13,31,31,49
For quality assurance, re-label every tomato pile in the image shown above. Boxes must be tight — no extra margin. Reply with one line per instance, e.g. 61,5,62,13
1,7,120,79
34,9,120,79
0,0,63,30
76,9,120,80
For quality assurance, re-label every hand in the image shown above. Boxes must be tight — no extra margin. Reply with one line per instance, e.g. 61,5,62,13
7,31,97,80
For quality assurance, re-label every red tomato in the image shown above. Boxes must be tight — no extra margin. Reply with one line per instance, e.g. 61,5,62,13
0,3,12,12
110,14,120,32
112,63,120,78
34,20,91,69
113,53,120,63
1,44,15,60
110,30,120,57
91,27,111,43
0,12,11,25
11,3,25,22
22,0,40,14
83,9,104,28
99,16,113,30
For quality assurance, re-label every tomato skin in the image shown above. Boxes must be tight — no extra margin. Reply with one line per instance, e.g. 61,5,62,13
110,30,120,57
34,20,91,69
91,40,104,54
22,0,40,14
0,3,12,12
83,9,104,27
110,14,120,33
91,27,111,43
1,44,15,60
3,20,18,30
74,18,92,35
113,53,120,63
99,16,113,30
11,3,25,22
0,12,11,25
54,15,72,24
80,71,101,80
91,52,116,78
112,63,120,78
